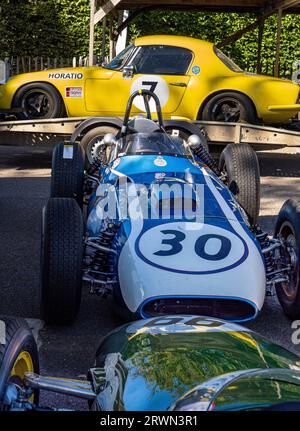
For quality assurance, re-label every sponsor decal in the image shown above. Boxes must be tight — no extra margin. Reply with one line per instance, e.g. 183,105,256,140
130,75,169,111
135,221,248,274
155,172,166,180
63,144,74,159
192,65,201,75
154,156,167,167
112,158,120,169
65,86,83,98
48,72,84,80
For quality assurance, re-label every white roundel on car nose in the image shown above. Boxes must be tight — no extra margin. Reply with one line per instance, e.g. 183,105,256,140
136,222,248,274
130,75,169,111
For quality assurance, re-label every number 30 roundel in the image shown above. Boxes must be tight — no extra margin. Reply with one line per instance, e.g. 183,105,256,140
130,75,169,111
135,222,248,274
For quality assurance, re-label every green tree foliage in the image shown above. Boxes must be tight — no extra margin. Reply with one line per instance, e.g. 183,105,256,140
0,0,102,58
0,1,299,76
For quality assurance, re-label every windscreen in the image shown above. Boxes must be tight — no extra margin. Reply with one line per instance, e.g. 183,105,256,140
103,44,135,70
118,133,192,157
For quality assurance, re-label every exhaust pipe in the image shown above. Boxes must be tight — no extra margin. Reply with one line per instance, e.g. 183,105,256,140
24,372,97,400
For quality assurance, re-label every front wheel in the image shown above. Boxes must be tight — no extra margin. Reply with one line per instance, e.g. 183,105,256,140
274,199,300,320
0,317,39,410
51,142,84,208
41,198,83,325
201,92,257,124
219,144,260,225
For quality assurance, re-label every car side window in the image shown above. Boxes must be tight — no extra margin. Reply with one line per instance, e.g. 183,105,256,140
130,45,193,76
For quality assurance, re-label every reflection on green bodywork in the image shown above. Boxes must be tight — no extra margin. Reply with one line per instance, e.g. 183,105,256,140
214,379,300,411
92,317,300,411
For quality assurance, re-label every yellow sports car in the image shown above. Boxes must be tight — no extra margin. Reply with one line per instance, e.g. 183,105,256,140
0,35,299,124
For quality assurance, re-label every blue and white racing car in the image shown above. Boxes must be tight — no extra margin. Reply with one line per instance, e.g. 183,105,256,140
41,90,300,324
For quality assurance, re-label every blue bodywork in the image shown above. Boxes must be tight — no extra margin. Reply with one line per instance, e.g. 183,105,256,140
85,146,263,322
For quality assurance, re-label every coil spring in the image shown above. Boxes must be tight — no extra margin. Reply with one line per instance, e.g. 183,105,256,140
192,144,221,177
256,231,274,279
88,154,103,175
90,225,118,273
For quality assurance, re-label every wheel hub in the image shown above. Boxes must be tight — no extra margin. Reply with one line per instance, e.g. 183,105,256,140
22,91,50,118
213,99,241,122
282,233,299,300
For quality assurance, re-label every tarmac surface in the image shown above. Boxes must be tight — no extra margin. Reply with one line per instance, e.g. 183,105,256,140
1,144,300,410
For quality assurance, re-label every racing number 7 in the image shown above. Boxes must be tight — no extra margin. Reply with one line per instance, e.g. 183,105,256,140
142,81,158,94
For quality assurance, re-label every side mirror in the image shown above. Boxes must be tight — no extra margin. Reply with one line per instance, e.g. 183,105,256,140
123,65,135,79
102,133,117,147
187,134,202,151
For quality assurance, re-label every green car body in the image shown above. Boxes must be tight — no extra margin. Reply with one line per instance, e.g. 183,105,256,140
90,315,300,411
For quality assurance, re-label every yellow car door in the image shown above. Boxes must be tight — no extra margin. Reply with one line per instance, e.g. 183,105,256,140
85,44,192,116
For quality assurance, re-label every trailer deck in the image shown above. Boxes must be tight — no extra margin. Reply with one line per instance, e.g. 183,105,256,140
0,116,300,150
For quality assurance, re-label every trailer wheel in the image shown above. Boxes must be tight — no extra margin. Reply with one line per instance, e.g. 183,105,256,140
13,83,65,120
274,200,300,320
0,317,39,410
80,126,119,167
51,142,84,208
219,144,260,225
41,198,83,325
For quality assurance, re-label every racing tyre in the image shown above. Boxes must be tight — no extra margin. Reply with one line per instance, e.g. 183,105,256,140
274,199,300,320
201,92,257,124
219,144,260,225
80,126,120,167
41,198,83,325
0,317,39,410
12,83,65,120
51,142,84,208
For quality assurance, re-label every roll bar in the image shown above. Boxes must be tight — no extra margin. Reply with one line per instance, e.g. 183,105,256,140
121,89,164,136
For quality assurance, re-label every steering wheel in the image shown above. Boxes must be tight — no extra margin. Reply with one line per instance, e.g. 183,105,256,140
121,89,164,137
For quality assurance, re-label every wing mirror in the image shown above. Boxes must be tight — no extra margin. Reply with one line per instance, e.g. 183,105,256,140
187,134,202,151
123,65,135,79
102,133,117,147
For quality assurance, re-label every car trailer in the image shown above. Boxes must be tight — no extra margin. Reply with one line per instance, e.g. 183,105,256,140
0,116,300,154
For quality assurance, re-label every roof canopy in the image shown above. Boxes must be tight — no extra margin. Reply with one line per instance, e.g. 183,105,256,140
100,0,300,14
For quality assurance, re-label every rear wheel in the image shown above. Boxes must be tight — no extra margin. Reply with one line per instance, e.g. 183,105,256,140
274,199,300,320
80,126,119,167
219,143,260,225
41,198,83,325
51,142,84,208
0,317,39,410
13,83,65,120
201,92,257,124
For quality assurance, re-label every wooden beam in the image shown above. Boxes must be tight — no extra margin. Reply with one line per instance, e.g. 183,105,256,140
89,0,96,66
256,15,265,73
101,16,107,62
218,0,300,48
274,7,283,77
94,0,123,25
109,16,116,61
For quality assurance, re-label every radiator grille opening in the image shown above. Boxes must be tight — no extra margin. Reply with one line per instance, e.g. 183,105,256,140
142,298,255,321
